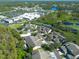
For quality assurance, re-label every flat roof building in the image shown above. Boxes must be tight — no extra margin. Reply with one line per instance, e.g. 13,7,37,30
3,18,13,23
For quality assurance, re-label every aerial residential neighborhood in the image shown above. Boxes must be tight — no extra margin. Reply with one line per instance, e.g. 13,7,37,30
0,0,79,59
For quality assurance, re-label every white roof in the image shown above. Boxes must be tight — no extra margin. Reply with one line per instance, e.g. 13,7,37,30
12,12,40,21
0,15,7,19
42,40,48,44
20,33,31,37
33,46,41,50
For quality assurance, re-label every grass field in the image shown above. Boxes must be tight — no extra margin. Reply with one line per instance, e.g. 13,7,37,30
9,24,23,29
68,25,79,30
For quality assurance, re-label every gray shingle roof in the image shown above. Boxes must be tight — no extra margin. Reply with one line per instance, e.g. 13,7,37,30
24,36,36,47
24,36,43,47
32,49,51,59
32,50,41,59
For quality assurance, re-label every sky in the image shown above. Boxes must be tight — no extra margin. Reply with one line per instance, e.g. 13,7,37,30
0,0,79,2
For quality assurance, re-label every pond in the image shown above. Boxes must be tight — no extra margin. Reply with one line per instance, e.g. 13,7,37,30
51,6,59,11
63,22,73,25
76,23,79,26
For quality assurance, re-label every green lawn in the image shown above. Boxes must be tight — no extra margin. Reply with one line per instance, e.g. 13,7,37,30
9,24,23,29
68,25,79,30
